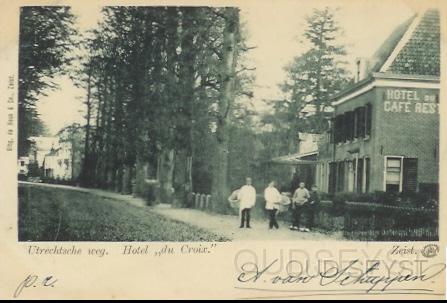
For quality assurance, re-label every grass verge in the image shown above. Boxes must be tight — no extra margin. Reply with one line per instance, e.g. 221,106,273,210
18,185,230,242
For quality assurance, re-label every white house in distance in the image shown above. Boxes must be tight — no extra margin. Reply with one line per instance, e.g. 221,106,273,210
24,137,73,181
28,137,59,167
42,142,72,180
18,157,30,176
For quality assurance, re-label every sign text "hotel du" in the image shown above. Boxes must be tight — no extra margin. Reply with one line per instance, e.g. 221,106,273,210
384,89,438,114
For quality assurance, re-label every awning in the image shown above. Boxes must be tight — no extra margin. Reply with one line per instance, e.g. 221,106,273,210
270,151,318,165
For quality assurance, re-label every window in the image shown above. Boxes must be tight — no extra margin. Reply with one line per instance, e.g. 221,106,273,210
328,158,370,194
332,104,371,144
20,161,25,166
384,156,419,193
385,157,402,193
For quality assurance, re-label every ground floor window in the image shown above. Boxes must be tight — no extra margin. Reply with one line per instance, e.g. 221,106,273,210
328,157,370,193
384,156,418,193
385,157,402,192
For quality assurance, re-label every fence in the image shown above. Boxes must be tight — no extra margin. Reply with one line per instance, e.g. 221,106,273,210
343,202,438,241
189,192,212,211
187,193,438,241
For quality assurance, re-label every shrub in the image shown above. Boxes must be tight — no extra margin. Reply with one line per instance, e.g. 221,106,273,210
329,190,438,208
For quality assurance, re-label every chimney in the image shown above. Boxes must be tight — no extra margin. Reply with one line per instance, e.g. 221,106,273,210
354,57,370,83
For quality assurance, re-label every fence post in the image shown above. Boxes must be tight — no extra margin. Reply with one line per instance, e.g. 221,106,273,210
200,194,206,209
195,193,200,209
206,195,211,210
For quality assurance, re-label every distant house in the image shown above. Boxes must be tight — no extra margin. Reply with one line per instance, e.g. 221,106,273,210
42,142,72,180
28,137,59,168
20,137,73,181
18,157,30,176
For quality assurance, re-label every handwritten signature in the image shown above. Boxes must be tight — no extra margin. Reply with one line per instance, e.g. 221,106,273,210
237,259,445,293
14,275,58,298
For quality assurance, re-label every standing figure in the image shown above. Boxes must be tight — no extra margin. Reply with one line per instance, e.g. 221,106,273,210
264,181,282,230
290,182,310,231
237,177,256,228
306,185,320,231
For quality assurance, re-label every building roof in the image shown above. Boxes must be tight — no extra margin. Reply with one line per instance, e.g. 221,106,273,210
367,15,417,74
330,8,440,103
380,8,440,76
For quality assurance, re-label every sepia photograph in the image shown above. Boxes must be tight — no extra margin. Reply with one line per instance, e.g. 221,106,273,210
17,2,440,243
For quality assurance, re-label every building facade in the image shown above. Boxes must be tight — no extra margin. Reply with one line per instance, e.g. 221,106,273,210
317,9,440,194
42,142,73,180
21,137,73,181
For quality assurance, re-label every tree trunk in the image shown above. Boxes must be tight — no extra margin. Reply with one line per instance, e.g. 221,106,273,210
114,166,123,192
174,8,196,206
211,8,239,213
158,149,175,204
81,64,93,186
122,164,132,195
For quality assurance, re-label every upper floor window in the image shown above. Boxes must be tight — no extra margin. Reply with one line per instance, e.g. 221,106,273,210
333,103,372,144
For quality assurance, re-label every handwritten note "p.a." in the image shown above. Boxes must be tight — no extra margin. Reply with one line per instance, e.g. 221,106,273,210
13,275,58,298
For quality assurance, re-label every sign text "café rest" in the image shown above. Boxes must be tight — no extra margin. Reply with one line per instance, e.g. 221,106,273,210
384,89,438,114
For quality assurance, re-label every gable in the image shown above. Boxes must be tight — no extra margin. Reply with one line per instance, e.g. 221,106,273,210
381,9,440,76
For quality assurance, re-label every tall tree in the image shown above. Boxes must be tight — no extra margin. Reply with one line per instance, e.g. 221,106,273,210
18,6,78,156
211,8,241,213
279,7,351,137
76,7,253,210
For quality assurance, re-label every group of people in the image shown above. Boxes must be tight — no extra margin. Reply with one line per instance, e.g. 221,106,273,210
236,177,320,231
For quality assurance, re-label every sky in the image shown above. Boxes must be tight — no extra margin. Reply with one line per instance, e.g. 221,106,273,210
36,0,416,135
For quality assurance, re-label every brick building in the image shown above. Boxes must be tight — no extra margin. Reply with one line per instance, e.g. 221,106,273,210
316,8,440,194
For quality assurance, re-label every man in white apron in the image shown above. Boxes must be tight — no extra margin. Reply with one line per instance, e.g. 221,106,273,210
237,177,256,228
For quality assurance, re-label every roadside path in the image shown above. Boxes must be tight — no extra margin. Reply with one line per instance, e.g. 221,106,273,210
19,181,343,241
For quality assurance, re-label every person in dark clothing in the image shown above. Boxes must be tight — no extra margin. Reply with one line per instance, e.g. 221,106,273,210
290,182,310,231
290,171,301,194
240,209,251,229
306,185,320,230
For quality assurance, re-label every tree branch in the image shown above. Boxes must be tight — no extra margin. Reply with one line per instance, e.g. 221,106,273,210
236,67,256,74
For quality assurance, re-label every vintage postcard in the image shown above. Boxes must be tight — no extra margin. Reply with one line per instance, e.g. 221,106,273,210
0,0,445,299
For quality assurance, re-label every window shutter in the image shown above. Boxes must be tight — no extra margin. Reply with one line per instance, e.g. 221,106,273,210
357,107,365,138
403,158,418,192
329,162,337,193
365,103,372,136
329,118,335,143
344,112,349,141
347,111,354,141
365,158,370,193
356,158,364,193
